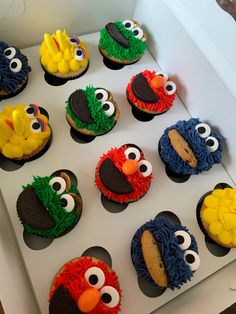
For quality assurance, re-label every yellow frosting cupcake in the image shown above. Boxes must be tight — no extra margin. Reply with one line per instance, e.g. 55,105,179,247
200,187,236,248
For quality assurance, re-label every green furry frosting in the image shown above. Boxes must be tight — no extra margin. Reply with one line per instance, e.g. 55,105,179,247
99,21,147,62
66,85,116,135
23,176,80,238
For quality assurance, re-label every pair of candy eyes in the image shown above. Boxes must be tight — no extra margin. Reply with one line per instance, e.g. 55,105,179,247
154,71,176,95
124,147,152,177
122,19,145,40
195,123,219,152
49,177,76,213
4,47,22,73
24,105,46,133
84,266,120,308
95,89,116,117
69,36,86,61
175,230,200,271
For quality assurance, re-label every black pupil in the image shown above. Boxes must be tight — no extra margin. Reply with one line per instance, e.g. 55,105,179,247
96,92,103,100
206,139,214,147
32,122,40,130
27,107,34,114
133,29,139,36
71,38,76,42
185,254,195,264
5,49,11,56
11,62,17,69
101,293,112,304
166,84,173,91
52,182,61,191
177,235,184,245
128,152,136,160
197,126,206,134
89,274,98,285
102,103,110,111
125,22,131,28
61,198,68,207
77,49,82,56
139,164,147,173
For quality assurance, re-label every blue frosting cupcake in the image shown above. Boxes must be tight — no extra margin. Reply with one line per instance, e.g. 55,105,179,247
158,118,223,182
0,41,31,100
131,218,200,290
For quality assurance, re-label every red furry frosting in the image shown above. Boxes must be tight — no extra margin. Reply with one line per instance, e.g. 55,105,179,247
95,145,152,203
49,257,121,314
126,69,176,113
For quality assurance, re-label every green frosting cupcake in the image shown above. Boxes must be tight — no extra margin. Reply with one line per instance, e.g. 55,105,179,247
99,20,147,63
66,85,120,136
17,171,82,238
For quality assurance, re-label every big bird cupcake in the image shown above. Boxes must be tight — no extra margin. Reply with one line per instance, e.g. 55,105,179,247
39,29,89,85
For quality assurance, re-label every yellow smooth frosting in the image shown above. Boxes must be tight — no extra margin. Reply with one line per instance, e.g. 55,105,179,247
201,188,236,246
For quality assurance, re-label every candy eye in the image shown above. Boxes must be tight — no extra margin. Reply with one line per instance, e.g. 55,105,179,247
195,123,211,139
74,47,85,61
122,19,135,30
60,194,75,212
9,58,22,73
206,136,219,152
30,118,45,133
69,35,80,45
137,160,152,177
124,147,141,161
155,71,168,81
25,104,39,118
175,230,192,250
4,47,16,59
101,101,115,117
84,267,105,289
100,286,120,308
95,89,109,103
164,81,176,95
49,177,66,195
184,250,200,271
132,27,144,40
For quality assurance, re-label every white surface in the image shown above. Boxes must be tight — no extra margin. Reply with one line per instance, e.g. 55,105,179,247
0,0,136,48
134,0,236,185
0,32,235,314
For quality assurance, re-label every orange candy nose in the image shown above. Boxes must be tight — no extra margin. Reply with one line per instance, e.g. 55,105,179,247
78,288,100,312
150,75,164,89
122,159,138,176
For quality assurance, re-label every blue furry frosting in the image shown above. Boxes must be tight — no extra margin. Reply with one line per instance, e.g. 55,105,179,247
0,41,31,94
131,218,199,290
159,118,222,175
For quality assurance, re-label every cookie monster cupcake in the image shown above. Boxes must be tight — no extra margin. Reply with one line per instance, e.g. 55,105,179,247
66,86,120,143
0,103,52,161
99,19,147,70
39,29,89,86
49,256,122,314
95,144,152,204
198,184,236,248
131,218,200,290
0,41,31,100
17,170,82,238
126,70,177,121
158,118,223,182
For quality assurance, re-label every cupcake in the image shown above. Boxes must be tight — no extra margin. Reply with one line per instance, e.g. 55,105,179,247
95,144,152,204
66,86,120,142
131,218,200,290
39,29,89,86
126,70,177,121
49,256,122,313
0,41,31,100
17,170,82,238
99,19,147,70
199,185,236,248
158,118,223,182
0,103,52,160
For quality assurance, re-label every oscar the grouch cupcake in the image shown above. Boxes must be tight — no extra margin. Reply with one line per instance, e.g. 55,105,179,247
99,19,147,70
39,29,89,86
